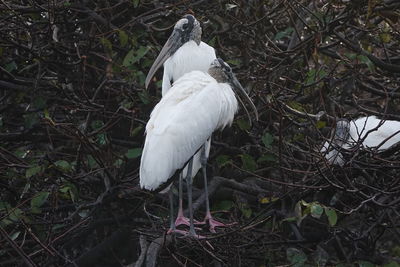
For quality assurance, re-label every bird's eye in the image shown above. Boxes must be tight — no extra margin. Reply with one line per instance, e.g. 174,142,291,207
182,23,188,30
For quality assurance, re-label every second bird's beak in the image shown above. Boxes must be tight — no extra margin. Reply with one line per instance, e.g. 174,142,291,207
231,76,259,122
145,30,182,89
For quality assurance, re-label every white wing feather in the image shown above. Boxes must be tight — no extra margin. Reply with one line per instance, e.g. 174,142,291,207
140,71,237,190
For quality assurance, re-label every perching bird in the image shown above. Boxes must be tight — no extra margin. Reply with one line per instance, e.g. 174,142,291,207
145,14,219,231
321,116,400,166
140,58,258,237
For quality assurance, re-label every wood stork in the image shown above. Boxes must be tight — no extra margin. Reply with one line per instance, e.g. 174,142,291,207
140,58,258,237
321,116,400,166
144,14,220,231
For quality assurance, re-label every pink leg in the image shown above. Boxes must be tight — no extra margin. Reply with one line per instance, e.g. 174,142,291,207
200,141,236,233
175,173,204,227
175,204,190,227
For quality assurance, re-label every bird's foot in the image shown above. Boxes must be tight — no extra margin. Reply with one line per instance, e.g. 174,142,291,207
175,214,205,227
167,228,206,239
203,213,237,233
167,228,189,236
187,229,206,239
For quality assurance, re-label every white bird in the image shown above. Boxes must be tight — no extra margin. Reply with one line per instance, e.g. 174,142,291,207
145,14,220,231
140,58,258,236
321,116,400,166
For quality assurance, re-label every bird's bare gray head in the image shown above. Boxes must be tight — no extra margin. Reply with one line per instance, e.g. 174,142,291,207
208,58,234,84
332,119,350,146
145,14,202,89
174,14,202,45
208,58,259,121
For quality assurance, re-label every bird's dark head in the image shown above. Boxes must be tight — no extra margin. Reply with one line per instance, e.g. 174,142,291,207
145,14,202,89
208,58,233,84
332,119,350,146
208,58,259,121
174,14,201,45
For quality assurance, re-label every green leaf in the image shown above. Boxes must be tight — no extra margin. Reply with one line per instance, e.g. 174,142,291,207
132,0,140,7
138,91,151,105
212,200,234,211
130,125,143,137
305,68,327,85
100,37,112,52
87,155,98,169
383,261,400,267
123,49,135,67
274,27,294,41
91,120,104,130
207,36,217,47
14,149,29,159
125,148,142,159
344,52,357,60
262,132,274,147
236,119,250,131
357,55,375,72
118,30,129,47
324,207,338,226
24,113,39,129
59,183,78,202
286,247,307,267
1,208,24,226
316,120,326,129
114,158,123,167
54,160,72,172
30,191,49,213
5,61,17,72
379,32,391,43
216,155,232,168
257,154,276,163
226,59,241,66
10,231,21,241
33,96,47,109
123,46,149,67
26,166,41,178
96,133,108,145
239,202,252,218
356,261,375,267
310,203,324,219
240,154,257,172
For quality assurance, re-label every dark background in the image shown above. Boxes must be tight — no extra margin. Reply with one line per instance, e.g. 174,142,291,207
1,0,400,266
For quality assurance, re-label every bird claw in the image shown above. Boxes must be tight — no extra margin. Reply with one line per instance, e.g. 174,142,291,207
167,228,189,236
203,213,236,233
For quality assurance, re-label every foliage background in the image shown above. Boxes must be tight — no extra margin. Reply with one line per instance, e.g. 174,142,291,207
1,0,400,266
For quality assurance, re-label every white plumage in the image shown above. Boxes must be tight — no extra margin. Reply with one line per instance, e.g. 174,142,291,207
321,116,400,165
145,15,217,184
162,40,216,96
140,70,238,190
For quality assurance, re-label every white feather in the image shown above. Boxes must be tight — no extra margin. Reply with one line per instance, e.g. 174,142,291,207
321,116,400,165
162,41,216,96
140,71,238,191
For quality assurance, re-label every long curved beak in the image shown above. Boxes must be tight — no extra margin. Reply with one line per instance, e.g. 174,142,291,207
231,76,259,122
145,30,182,89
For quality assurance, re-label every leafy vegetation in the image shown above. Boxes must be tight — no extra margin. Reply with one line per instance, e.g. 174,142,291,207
1,0,400,266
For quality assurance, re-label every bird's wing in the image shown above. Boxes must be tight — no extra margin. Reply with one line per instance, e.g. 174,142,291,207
140,72,229,191
350,116,400,149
